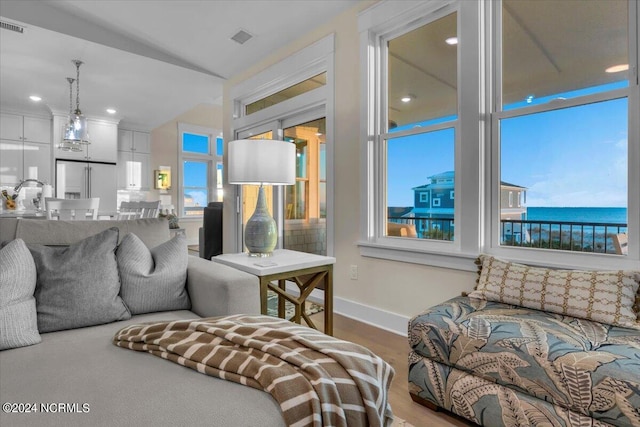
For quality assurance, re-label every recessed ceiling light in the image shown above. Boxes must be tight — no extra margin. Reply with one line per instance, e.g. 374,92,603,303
29,95,41,102
605,64,629,73
445,37,458,45
401,94,415,103
106,108,117,114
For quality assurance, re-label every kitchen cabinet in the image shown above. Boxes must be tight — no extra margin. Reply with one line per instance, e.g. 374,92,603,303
117,129,151,190
0,141,23,185
117,151,150,190
117,129,150,153
54,119,118,163
0,113,51,144
0,140,52,186
0,113,52,186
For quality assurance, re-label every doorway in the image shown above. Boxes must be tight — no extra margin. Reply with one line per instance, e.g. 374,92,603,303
283,117,326,255
236,115,327,255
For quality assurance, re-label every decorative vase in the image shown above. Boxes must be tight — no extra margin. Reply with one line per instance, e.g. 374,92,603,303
244,185,277,256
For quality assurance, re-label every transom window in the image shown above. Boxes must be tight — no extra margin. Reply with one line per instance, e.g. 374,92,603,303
245,73,327,116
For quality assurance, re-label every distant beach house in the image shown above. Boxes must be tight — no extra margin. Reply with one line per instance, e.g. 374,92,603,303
388,171,527,239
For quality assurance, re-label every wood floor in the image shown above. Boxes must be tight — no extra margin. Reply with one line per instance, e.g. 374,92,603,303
308,311,474,427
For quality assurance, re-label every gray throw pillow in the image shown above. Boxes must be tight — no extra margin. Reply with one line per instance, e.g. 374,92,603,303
0,239,41,350
117,233,190,315
28,228,131,333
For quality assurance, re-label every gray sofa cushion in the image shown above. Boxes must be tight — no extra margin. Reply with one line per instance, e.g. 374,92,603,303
117,233,190,314
28,228,131,332
0,311,285,427
0,239,41,350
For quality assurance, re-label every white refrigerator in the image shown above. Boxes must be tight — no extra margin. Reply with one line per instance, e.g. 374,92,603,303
55,160,118,212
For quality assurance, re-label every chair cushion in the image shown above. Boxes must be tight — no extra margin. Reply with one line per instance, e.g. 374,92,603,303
117,233,190,315
0,239,40,350
409,296,640,423
469,254,640,329
28,228,131,332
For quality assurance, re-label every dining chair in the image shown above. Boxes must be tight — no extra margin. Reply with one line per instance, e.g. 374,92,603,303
117,200,161,220
45,197,100,220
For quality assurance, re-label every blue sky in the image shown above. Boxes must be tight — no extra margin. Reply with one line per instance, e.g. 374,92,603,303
387,83,628,208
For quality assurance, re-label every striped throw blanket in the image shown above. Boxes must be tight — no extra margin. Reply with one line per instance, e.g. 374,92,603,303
113,314,394,427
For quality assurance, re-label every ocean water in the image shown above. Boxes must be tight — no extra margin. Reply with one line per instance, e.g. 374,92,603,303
526,207,627,225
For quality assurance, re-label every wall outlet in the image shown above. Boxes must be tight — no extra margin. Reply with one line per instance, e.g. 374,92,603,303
349,264,358,280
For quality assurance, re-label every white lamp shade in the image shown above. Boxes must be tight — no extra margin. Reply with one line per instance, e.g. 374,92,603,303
228,139,296,185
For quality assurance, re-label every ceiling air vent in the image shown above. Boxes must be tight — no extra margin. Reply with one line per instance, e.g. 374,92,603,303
230,29,253,45
0,21,25,34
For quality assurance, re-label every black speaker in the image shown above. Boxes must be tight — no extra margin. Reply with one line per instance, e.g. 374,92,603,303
202,202,223,260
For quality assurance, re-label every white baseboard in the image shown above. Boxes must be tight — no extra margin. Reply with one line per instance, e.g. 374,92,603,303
332,296,409,337
284,283,409,337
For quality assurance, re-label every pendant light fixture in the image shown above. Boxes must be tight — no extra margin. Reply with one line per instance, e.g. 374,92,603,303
61,59,90,147
58,77,82,152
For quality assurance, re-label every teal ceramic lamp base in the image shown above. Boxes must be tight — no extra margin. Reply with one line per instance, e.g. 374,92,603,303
245,185,277,257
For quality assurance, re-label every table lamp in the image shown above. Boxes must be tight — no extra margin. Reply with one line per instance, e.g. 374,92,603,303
228,139,295,256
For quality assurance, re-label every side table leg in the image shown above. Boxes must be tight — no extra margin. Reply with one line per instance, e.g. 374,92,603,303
325,265,333,336
278,279,286,318
260,278,269,316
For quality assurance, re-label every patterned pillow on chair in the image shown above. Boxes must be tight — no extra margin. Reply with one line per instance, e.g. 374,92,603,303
469,254,640,329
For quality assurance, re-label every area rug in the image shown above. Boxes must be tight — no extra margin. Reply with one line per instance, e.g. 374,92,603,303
266,289,323,318
392,418,415,427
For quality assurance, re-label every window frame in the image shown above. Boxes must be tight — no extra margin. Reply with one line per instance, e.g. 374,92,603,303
486,0,640,270
358,0,482,270
359,0,639,271
177,123,221,219
229,34,336,255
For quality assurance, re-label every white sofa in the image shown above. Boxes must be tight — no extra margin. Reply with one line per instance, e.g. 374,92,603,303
0,218,286,427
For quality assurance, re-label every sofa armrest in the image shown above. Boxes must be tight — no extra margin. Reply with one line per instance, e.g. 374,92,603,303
186,255,260,317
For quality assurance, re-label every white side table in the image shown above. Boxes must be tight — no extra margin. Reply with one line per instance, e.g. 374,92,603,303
213,249,336,335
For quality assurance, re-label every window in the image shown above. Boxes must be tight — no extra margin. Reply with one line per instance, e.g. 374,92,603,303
359,0,638,271
420,193,428,203
384,10,458,242
177,123,222,217
494,0,632,259
215,137,224,202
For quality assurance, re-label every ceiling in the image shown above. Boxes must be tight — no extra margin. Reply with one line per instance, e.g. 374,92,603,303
387,0,629,127
0,0,358,130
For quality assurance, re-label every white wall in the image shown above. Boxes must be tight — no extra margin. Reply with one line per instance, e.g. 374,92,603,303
223,1,476,334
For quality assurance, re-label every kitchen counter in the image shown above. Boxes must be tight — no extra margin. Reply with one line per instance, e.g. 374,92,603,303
0,210,122,219
0,210,46,219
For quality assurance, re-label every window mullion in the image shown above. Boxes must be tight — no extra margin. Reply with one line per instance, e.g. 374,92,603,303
494,88,632,121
